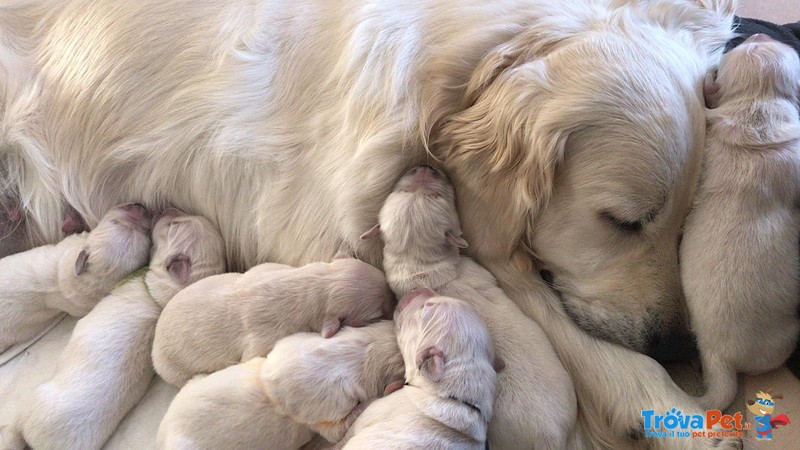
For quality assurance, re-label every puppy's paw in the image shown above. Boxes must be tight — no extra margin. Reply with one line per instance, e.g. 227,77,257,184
321,316,344,338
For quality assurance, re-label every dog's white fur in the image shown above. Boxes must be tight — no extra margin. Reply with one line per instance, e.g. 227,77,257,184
362,165,576,449
0,0,740,447
370,165,747,449
0,204,151,353
158,321,404,448
0,212,226,450
156,357,314,450
334,291,498,449
152,258,394,387
681,35,800,411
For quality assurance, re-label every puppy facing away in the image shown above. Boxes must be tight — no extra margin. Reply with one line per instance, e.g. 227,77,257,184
333,290,498,449
0,203,152,353
157,321,404,449
1,210,226,450
152,257,394,386
681,34,800,411
361,165,577,449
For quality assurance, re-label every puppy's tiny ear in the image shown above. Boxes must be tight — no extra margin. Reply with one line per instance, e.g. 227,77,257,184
446,232,468,249
493,354,506,373
75,249,89,276
166,254,192,285
703,71,722,109
321,315,343,338
418,346,445,382
359,224,381,240
384,379,405,395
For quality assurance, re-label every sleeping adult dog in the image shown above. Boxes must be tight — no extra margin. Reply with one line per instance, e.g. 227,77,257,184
0,0,737,448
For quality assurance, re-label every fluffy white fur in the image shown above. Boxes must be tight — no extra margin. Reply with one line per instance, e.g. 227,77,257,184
156,358,314,450
681,34,800,411
362,165,576,449
0,203,151,353
334,291,498,449
158,321,404,449
0,0,740,447
152,257,394,387
0,211,226,450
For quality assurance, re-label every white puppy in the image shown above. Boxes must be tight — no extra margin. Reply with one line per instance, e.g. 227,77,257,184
0,203,152,353
681,34,800,411
1,209,226,450
152,257,394,386
361,165,577,449
334,290,498,449
157,321,404,449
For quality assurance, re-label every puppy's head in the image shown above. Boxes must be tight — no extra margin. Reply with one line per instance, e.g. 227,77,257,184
432,1,733,359
146,208,227,304
319,258,395,338
711,34,800,107
360,165,467,258
71,203,152,283
394,288,499,422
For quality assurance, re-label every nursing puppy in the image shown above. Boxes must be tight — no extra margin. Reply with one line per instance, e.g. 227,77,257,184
681,34,800,411
1,210,226,450
152,257,394,386
0,203,151,353
361,165,576,449
333,290,498,449
157,321,404,449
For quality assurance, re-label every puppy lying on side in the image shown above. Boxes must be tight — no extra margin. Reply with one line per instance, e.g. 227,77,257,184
0,203,152,353
361,165,577,449
157,321,404,450
681,34,800,411
152,257,394,386
333,290,498,449
1,210,227,450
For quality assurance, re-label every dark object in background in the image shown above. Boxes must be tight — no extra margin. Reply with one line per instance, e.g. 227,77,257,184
727,17,800,54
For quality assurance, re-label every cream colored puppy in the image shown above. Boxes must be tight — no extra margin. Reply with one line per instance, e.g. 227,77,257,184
0,203,152,353
1,209,226,450
362,165,576,449
682,34,800,411
152,257,394,386
334,290,498,449
157,321,404,449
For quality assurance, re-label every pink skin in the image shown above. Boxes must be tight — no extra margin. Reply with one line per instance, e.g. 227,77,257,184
113,203,152,234
393,165,448,196
395,287,437,315
61,208,87,236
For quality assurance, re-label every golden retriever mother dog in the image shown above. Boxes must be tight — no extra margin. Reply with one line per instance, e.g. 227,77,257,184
0,0,738,448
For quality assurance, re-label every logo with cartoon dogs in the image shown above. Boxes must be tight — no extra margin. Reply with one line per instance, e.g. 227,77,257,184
747,389,790,440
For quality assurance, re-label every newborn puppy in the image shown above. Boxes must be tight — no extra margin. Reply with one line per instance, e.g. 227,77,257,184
157,321,404,449
682,33,800,410
361,165,577,449
2,210,227,450
0,203,152,353
334,290,498,449
152,257,394,386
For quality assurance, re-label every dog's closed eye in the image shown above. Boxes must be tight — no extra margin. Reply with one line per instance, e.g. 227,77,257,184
601,212,644,233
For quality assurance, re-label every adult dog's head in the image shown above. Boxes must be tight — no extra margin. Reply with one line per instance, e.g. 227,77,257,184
433,0,734,359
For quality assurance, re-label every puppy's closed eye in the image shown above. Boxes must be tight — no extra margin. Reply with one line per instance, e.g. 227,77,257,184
601,212,644,233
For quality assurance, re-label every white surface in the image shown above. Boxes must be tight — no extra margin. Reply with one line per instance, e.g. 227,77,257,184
0,317,176,450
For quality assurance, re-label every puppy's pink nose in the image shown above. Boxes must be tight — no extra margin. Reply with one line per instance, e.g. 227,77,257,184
119,203,151,222
744,33,772,44
396,287,437,312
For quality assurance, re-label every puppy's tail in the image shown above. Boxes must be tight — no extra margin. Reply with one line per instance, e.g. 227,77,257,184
0,424,28,450
697,353,737,411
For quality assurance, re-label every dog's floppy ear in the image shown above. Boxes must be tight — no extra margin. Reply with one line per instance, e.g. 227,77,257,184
703,71,721,108
446,231,468,249
418,346,445,382
359,224,381,240
166,254,191,285
75,249,89,275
